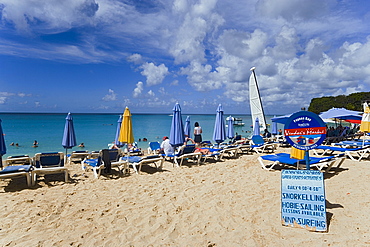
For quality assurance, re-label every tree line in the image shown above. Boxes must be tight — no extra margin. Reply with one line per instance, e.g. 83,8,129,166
308,92,370,114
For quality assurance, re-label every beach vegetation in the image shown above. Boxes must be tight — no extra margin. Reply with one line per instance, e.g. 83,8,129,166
308,92,370,113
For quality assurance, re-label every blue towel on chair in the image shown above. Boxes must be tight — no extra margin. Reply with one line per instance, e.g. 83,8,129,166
120,156,142,163
0,165,33,174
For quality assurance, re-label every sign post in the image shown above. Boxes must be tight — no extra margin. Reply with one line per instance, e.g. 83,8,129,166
282,111,328,232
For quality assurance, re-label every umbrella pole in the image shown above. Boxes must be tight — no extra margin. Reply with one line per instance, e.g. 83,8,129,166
0,155,2,170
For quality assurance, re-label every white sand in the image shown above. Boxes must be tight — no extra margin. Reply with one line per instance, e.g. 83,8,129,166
0,147,369,246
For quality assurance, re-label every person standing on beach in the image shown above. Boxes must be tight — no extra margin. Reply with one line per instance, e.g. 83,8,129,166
193,122,202,145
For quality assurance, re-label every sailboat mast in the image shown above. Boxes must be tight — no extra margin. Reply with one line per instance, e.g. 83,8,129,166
250,67,267,130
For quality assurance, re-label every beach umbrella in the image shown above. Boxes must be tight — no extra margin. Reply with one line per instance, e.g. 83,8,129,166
0,119,6,168
62,112,77,155
119,107,134,144
319,108,361,120
360,102,370,132
360,102,370,146
271,116,278,135
271,114,292,125
213,104,226,144
114,115,124,147
184,116,191,139
227,116,234,139
170,103,185,147
253,117,261,136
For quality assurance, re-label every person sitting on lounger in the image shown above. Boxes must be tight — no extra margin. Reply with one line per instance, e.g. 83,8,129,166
160,136,174,155
184,135,195,145
194,147,212,155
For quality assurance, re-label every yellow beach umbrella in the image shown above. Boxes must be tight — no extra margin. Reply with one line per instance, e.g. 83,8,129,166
119,107,134,144
360,102,370,132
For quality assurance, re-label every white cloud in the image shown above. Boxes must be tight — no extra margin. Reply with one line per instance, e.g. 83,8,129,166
1,0,370,113
169,0,224,64
140,62,169,86
147,90,155,97
170,80,179,86
158,87,166,95
127,53,143,64
102,89,117,101
1,0,99,32
133,81,144,98
255,0,334,21
0,97,7,104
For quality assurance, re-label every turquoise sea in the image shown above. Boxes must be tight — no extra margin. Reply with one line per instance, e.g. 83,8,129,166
0,113,282,158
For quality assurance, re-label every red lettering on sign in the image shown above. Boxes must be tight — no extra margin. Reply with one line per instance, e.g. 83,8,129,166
284,127,326,136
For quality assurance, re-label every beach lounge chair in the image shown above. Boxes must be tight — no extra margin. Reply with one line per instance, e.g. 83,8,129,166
81,153,104,178
333,140,370,148
5,155,33,166
219,145,240,158
147,142,161,154
88,151,100,159
67,150,89,164
118,155,164,174
32,152,68,185
313,145,370,161
257,153,344,172
128,142,143,156
165,144,202,167
0,164,33,187
199,147,223,163
82,149,122,178
251,135,277,153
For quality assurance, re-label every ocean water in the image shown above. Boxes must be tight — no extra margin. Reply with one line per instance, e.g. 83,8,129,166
0,113,281,158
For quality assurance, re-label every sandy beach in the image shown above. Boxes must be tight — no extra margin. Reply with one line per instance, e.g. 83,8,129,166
0,147,369,246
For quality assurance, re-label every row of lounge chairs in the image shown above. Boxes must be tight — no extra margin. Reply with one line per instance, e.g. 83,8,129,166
258,138,370,172
0,152,68,187
2,136,367,186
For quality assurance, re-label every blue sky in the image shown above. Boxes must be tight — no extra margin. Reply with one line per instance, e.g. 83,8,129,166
1,0,370,115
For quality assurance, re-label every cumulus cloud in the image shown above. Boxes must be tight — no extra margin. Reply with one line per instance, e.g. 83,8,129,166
140,62,169,86
133,81,144,98
169,0,224,64
1,0,370,113
102,89,117,101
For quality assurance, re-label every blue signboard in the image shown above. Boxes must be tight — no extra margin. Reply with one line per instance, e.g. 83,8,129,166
281,170,327,232
284,111,326,151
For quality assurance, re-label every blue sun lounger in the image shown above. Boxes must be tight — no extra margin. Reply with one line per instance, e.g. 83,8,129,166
33,152,69,185
119,155,164,174
258,153,345,172
164,144,202,167
251,135,277,153
313,145,370,161
333,141,370,148
81,149,122,178
0,164,33,187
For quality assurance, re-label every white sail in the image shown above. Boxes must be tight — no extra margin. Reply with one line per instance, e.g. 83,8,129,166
249,67,267,132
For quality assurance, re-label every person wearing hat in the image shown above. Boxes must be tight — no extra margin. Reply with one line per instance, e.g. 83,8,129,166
160,136,174,155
